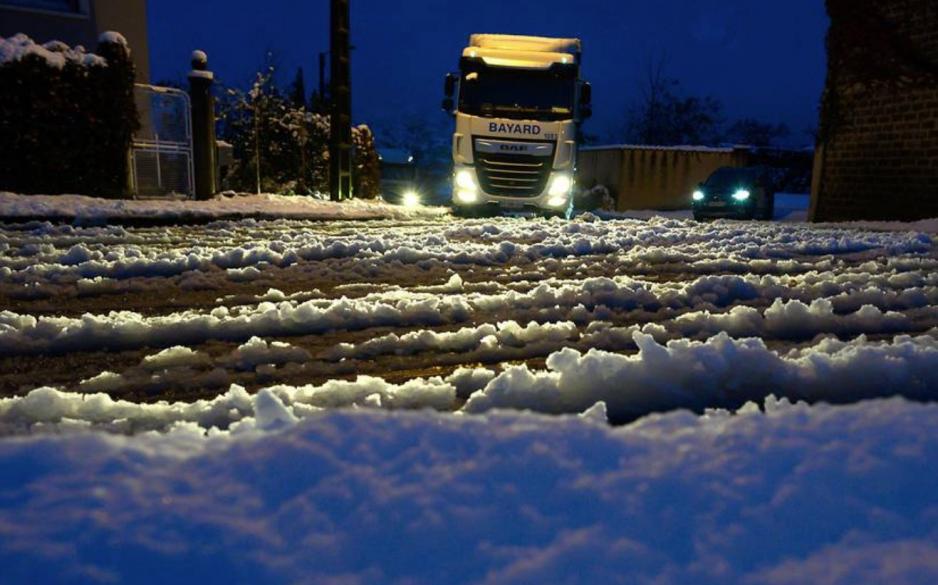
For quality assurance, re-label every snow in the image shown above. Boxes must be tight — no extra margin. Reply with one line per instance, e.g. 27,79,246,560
464,332,938,421
1,398,937,584
320,320,579,362
226,336,311,371
2,206,938,583
820,218,938,234
671,298,917,340
582,144,739,153
3,331,937,432
0,34,106,69
0,211,933,302
0,191,448,223
97,31,128,48
140,346,210,371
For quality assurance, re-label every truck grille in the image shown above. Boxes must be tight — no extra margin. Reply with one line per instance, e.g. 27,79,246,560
475,151,552,198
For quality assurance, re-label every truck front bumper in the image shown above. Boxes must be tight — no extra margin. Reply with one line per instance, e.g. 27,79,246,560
451,166,573,214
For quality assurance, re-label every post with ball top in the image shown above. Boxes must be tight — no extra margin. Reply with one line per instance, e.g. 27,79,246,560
189,50,218,200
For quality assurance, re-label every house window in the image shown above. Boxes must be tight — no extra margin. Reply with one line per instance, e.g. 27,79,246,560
0,0,86,14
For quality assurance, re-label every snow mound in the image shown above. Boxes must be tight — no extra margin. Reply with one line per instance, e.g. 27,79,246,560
673,298,914,340
465,331,938,421
1,399,937,584
227,336,311,371
0,191,448,222
0,294,473,356
141,346,211,371
321,320,578,362
0,374,458,434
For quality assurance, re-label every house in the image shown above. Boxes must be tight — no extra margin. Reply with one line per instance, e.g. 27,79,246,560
0,0,149,81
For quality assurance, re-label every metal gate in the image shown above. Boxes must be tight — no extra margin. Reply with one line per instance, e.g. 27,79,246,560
131,84,195,198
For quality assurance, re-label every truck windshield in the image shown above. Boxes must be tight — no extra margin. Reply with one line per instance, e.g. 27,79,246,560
458,61,577,121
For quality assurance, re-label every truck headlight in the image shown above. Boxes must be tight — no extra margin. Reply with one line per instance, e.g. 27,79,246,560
456,189,478,204
693,190,705,202
548,173,574,197
455,169,477,191
733,190,751,202
402,191,421,207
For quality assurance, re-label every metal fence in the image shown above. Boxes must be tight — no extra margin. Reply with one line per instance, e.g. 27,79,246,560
131,84,195,198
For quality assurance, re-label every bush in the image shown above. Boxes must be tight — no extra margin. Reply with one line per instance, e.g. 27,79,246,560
353,124,381,199
0,34,138,197
217,67,381,198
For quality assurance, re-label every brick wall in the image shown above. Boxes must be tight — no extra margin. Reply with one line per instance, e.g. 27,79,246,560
812,0,938,221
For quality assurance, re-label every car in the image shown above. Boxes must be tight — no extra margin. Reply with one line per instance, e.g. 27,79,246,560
692,166,776,221
379,149,423,207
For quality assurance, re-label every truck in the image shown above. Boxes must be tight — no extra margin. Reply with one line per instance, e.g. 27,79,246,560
442,34,592,218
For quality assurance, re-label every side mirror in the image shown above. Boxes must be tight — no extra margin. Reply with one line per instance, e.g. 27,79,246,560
580,82,592,105
444,73,457,98
580,104,593,120
442,97,454,113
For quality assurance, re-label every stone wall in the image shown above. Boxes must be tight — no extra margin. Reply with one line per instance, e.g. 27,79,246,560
812,0,938,221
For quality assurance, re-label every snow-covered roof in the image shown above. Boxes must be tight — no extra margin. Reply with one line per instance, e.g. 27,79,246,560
0,34,106,69
469,34,581,55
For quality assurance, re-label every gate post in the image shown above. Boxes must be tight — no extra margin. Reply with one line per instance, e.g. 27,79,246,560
189,50,217,200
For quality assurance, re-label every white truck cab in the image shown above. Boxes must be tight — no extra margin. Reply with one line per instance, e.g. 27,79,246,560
443,34,592,218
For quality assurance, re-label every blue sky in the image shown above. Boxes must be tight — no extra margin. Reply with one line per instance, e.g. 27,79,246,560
149,0,829,145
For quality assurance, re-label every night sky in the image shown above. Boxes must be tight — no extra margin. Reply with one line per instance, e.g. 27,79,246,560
149,0,829,146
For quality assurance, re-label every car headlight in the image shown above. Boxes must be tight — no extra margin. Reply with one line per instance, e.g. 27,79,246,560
693,190,705,202
548,174,574,197
733,190,751,202
402,191,421,207
455,169,477,191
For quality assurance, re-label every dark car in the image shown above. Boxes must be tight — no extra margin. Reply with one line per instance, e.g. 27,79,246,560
692,167,776,221
379,149,422,207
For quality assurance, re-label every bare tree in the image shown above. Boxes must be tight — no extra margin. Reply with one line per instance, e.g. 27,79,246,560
726,118,791,147
624,55,725,146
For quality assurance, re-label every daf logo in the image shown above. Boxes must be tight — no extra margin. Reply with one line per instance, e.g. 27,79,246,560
500,144,527,152
488,122,542,136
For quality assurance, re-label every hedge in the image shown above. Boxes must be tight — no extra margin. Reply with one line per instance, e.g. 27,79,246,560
0,33,138,197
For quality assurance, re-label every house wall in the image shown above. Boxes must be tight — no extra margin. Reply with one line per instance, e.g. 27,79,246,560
0,2,97,48
92,0,149,81
811,0,938,221
579,146,749,211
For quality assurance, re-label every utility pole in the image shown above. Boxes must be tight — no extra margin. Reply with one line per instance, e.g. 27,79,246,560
329,0,353,201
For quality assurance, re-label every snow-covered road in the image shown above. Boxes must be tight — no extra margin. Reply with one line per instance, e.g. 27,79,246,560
2,214,936,422
1,212,937,583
